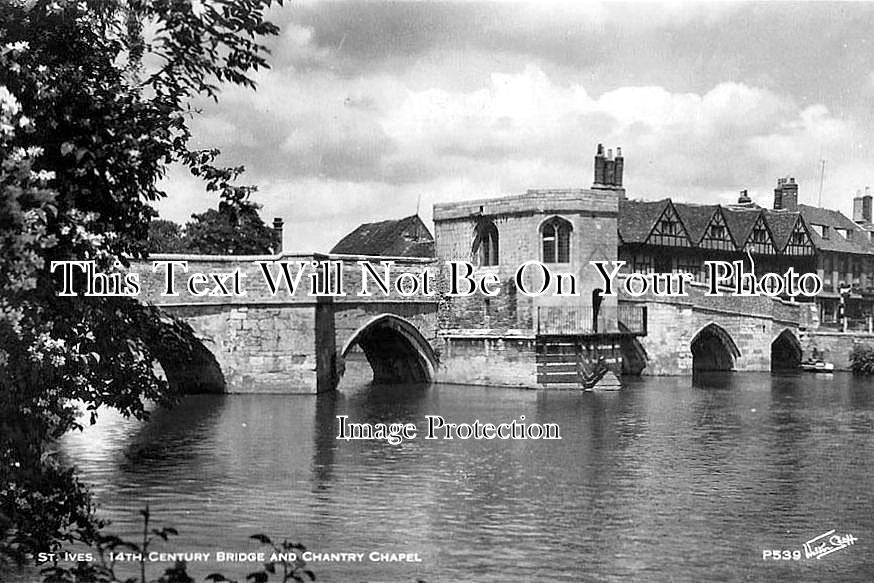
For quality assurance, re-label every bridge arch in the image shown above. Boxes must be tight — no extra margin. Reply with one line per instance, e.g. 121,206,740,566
143,311,226,394
771,328,802,371
691,322,740,371
341,314,436,384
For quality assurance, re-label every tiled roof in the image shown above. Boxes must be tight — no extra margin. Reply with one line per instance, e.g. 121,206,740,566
799,204,859,230
674,203,718,245
331,215,435,257
762,210,801,251
619,199,809,253
721,207,761,247
806,226,872,254
618,199,669,243
799,204,872,254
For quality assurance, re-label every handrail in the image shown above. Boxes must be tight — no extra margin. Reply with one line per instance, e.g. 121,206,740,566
536,305,646,335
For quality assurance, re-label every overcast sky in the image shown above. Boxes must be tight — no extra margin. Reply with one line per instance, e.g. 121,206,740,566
155,1,874,252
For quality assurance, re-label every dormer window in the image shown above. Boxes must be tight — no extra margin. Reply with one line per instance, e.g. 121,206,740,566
811,224,830,239
542,217,572,264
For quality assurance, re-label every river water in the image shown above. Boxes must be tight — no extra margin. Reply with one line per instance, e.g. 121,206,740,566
11,372,874,582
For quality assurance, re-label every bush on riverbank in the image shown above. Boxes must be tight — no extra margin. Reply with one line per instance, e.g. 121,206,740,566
0,0,279,568
850,344,874,375
39,507,315,583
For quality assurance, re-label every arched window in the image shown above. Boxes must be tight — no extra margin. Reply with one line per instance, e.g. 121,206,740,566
542,217,572,263
475,221,499,266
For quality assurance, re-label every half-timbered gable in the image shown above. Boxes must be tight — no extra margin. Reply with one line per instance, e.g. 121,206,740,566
785,218,815,256
765,211,814,256
699,207,735,251
646,202,691,247
746,213,777,255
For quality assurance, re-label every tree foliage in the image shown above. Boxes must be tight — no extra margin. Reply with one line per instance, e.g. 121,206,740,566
184,206,279,255
147,219,185,253
0,0,281,567
850,344,874,375
148,201,281,256
182,148,280,254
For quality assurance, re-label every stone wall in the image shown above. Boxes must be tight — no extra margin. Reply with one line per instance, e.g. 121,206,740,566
333,301,439,354
619,280,805,375
437,334,539,388
800,330,874,370
164,303,322,393
129,254,442,393
433,188,621,333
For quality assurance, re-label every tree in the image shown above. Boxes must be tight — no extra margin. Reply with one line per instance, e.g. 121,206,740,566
183,148,281,254
185,207,279,256
0,0,281,566
185,206,278,254
147,219,185,253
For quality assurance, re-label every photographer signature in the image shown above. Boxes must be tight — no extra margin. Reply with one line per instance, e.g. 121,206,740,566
803,530,858,560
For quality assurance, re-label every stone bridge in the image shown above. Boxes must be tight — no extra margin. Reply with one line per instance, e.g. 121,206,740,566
131,253,440,393
617,278,816,375
130,255,821,393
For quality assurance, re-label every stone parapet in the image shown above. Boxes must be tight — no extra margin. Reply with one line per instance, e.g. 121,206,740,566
433,188,618,221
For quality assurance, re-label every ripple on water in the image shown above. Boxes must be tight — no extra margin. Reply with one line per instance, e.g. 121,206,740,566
3,373,868,582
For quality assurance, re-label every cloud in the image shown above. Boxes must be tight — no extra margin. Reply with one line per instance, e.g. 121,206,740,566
153,4,874,252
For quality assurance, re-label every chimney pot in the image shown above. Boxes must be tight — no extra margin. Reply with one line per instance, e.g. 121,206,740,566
272,217,284,253
614,147,624,187
864,188,873,223
604,157,615,185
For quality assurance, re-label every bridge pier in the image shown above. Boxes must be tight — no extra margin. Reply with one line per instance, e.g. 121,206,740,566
158,302,337,394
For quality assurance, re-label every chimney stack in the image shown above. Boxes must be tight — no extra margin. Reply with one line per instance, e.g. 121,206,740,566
862,186,872,223
604,148,615,186
614,147,624,187
773,177,798,211
273,217,284,253
853,188,873,223
592,143,626,198
738,189,752,205
594,144,606,185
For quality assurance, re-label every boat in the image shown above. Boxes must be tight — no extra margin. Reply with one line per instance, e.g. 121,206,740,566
800,360,835,372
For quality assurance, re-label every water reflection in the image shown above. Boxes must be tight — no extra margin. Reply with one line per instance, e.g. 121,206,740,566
21,373,873,581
